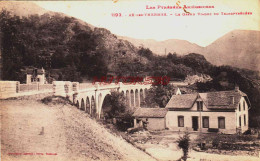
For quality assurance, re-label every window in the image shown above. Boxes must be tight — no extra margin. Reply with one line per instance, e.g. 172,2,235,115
239,104,241,111
31,78,34,82
243,101,246,111
37,78,40,82
244,115,246,126
218,117,225,129
239,116,241,127
202,116,209,128
197,101,203,111
178,116,184,127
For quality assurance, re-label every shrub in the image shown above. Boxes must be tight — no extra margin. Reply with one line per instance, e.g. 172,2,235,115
41,96,72,105
41,96,53,104
212,135,220,148
176,131,190,161
127,127,144,134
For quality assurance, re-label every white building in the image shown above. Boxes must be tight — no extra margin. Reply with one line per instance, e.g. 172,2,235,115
165,87,251,134
26,68,46,85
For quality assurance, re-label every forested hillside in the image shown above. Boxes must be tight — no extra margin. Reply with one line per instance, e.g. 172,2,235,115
1,10,260,126
0,10,147,82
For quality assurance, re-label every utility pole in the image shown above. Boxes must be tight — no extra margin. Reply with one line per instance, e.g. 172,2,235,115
199,101,203,148
0,29,2,80
45,52,53,84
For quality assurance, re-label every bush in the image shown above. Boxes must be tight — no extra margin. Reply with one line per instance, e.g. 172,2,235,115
176,131,190,161
127,127,144,134
212,135,220,148
41,96,72,105
115,115,134,131
208,134,258,150
41,96,52,104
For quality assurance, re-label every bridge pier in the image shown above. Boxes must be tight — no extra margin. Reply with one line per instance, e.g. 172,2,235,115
53,81,66,97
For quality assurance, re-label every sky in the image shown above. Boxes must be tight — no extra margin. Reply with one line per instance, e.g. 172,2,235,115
35,0,260,47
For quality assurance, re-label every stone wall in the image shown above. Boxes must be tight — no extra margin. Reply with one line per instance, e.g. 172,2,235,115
0,81,53,99
0,81,19,99
20,84,38,92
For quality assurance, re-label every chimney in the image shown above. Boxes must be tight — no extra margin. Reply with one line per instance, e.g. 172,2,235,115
235,85,239,92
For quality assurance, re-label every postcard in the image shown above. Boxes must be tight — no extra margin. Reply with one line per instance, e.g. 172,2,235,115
0,0,260,161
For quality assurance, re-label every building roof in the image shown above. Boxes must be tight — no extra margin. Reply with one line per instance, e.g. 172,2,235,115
133,108,168,118
173,87,182,95
165,93,198,109
166,89,250,110
201,90,250,109
26,68,45,75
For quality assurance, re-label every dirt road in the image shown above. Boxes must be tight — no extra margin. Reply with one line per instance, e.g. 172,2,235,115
1,97,156,161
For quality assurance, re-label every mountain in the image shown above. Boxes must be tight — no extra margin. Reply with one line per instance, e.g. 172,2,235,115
0,1,96,30
118,36,204,56
2,1,259,72
0,1,49,17
120,30,260,72
203,30,260,72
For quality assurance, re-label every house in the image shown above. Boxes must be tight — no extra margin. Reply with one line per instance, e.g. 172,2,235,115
133,108,168,131
26,68,46,85
174,87,182,95
165,87,251,134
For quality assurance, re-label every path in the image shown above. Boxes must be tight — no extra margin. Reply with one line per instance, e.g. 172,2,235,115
1,98,155,161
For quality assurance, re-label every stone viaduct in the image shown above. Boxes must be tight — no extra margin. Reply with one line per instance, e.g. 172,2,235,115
53,81,151,119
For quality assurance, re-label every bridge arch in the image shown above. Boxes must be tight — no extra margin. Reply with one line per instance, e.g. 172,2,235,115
100,94,111,119
140,89,145,107
73,94,77,104
76,100,79,109
144,88,148,98
130,90,134,107
81,98,85,111
135,89,140,107
86,97,90,114
126,90,130,107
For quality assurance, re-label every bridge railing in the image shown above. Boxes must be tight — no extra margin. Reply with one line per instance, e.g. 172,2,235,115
0,80,152,99
39,84,53,91
79,83,94,90
92,82,151,90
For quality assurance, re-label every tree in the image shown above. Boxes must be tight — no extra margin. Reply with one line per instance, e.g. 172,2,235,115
256,117,260,139
138,47,154,60
61,63,82,82
176,131,191,161
104,91,127,118
101,91,133,130
144,84,176,108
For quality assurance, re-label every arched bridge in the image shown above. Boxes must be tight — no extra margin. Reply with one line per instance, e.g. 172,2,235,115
53,81,151,119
